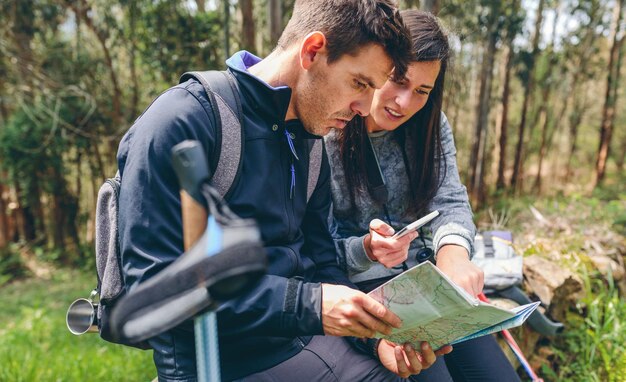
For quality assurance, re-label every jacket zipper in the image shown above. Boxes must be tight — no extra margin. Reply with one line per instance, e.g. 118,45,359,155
284,129,299,239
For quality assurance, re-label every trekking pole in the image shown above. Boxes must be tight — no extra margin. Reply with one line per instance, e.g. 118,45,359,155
171,141,221,382
108,140,265,381
477,293,544,382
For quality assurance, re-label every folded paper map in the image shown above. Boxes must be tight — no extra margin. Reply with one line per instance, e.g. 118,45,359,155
368,261,540,350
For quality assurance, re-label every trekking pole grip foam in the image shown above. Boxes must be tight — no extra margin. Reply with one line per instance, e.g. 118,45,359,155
172,140,210,250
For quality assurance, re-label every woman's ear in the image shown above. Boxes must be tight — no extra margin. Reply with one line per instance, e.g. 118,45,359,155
299,31,328,70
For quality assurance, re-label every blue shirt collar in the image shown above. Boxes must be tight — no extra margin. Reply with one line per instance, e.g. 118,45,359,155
226,51,292,122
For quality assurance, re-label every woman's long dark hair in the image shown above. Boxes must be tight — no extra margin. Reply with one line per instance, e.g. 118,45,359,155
338,10,450,216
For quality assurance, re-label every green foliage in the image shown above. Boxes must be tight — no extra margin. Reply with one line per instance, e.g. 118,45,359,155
136,0,224,84
0,245,31,287
592,182,626,235
0,269,154,381
475,189,626,381
549,270,626,381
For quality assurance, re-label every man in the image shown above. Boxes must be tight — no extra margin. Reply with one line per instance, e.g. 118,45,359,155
117,0,449,380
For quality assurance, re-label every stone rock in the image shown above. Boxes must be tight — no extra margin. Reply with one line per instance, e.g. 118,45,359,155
522,255,584,322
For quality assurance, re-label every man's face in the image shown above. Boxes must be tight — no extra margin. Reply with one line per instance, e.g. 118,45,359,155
293,44,393,136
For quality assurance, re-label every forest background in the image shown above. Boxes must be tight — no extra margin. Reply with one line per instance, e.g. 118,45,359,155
0,0,624,381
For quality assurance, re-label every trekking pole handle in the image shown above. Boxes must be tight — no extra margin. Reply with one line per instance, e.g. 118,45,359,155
171,140,210,249
171,140,211,204
171,140,221,382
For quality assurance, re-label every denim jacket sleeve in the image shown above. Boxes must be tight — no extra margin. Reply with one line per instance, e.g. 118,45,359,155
429,112,476,258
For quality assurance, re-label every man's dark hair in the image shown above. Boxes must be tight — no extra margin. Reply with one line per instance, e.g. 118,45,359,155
338,10,452,217
277,0,412,80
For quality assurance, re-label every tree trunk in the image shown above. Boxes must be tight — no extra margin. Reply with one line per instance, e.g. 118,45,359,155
421,0,440,14
496,44,514,190
468,7,499,206
13,179,36,242
67,0,123,126
269,0,283,47
594,0,625,186
511,0,545,192
195,0,206,13
534,105,549,193
401,0,420,9
51,192,66,253
0,182,9,248
7,186,20,243
0,97,7,124
51,169,83,264
239,0,256,53
545,92,569,179
616,135,626,172
92,142,106,183
62,185,82,263
85,146,100,243
563,4,601,182
223,0,231,59
448,42,465,134
12,0,35,97
129,0,139,119
0,48,9,123
564,95,585,182
533,6,562,193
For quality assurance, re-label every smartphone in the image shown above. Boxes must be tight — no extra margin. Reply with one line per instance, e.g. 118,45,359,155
391,210,440,239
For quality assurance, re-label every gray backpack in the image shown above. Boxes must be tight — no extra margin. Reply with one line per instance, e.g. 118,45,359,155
82,71,323,348
471,230,523,293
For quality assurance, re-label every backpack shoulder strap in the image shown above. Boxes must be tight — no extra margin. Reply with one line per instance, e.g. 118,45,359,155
179,70,244,199
307,139,323,203
181,70,322,205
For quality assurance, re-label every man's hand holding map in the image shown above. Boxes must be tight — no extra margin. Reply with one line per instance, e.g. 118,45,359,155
368,261,540,350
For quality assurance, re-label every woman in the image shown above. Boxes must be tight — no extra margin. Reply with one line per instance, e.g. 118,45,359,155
325,10,521,382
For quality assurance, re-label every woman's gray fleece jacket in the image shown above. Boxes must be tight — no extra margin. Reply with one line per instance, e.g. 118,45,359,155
325,112,476,284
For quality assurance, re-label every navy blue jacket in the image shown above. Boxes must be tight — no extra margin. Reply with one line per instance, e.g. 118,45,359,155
117,51,354,380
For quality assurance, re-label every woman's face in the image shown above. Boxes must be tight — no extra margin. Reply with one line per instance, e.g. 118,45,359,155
366,60,441,133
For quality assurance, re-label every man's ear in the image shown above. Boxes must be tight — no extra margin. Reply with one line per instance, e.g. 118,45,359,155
300,32,327,70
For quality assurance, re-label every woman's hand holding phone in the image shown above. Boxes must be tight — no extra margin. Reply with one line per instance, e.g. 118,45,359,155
364,211,439,268
364,219,418,268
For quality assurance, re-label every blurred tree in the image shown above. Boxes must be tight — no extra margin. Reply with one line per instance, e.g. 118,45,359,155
400,0,420,9
511,0,546,192
196,0,206,13
617,133,626,172
239,0,256,53
0,181,8,247
223,0,231,58
64,0,123,126
563,0,604,181
533,1,563,192
10,0,35,95
421,0,440,14
127,0,140,119
136,0,223,85
495,0,524,190
595,0,625,186
269,0,282,47
468,0,503,206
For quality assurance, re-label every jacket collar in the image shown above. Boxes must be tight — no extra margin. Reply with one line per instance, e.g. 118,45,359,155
226,51,319,139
